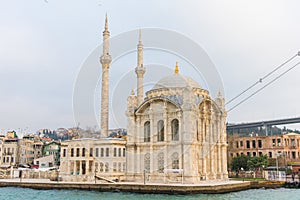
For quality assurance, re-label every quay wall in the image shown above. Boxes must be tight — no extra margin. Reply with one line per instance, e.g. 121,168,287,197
0,180,285,194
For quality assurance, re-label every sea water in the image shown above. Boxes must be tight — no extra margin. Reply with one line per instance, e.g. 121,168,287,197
0,187,299,200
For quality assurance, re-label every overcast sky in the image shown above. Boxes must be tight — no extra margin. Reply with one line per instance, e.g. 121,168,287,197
1,0,300,133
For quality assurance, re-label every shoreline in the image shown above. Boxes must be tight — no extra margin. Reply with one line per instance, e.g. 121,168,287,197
0,179,285,194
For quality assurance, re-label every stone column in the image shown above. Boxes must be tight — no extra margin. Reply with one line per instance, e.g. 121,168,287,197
79,161,82,175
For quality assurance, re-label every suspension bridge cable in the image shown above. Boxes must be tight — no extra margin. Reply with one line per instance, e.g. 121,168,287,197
228,61,300,112
226,53,299,105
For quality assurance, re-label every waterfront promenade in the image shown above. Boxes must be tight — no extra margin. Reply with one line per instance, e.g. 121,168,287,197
0,178,284,194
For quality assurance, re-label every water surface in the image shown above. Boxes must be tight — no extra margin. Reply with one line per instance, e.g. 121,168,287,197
0,187,299,200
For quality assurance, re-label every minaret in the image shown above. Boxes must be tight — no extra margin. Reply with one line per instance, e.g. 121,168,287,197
100,14,112,137
135,29,146,106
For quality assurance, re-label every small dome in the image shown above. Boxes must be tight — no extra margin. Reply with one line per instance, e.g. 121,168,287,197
152,74,201,90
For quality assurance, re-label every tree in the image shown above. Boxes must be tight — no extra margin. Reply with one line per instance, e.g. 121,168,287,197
247,155,268,171
231,155,249,171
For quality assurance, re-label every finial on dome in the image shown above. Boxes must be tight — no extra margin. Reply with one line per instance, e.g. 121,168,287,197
131,88,135,95
175,61,179,74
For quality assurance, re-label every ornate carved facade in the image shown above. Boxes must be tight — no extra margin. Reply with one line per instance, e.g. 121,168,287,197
126,62,228,183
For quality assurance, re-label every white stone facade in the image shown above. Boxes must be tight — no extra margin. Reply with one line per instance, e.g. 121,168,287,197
60,138,126,182
126,71,228,183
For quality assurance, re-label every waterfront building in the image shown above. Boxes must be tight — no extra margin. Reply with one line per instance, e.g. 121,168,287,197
19,135,35,165
42,141,61,166
106,16,227,183
59,138,126,182
59,15,228,183
34,155,55,168
33,140,43,160
228,132,300,167
126,63,228,183
0,131,19,168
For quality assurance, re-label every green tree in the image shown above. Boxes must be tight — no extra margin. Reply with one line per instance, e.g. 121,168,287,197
231,155,249,171
247,155,268,170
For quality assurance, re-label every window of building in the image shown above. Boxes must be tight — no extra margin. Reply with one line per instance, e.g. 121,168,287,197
236,153,239,157
258,140,262,148
76,148,80,157
113,148,117,157
11,157,14,163
157,120,164,142
171,119,179,141
100,162,104,172
253,152,256,157
144,153,150,173
63,149,66,157
292,151,296,159
158,152,164,173
246,140,250,149
277,138,281,146
101,148,104,157
272,139,276,146
240,141,243,147
144,121,151,142
269,152,272,158
123,148,126,157
172,152,179,169
90,148,93,157
95,162,99,173
118,148,121,157
291,139,296,147
82,148,85,157
106,148,109,157
96,148,99,157
259,152,262,156
236,141,239,148
252,140,256,148
247,152,251,156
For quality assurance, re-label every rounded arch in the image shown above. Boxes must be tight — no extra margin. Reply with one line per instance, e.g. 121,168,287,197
157,120,164,142
171,119,179,141
198,98,222,114
135,97,182,114
144,121,151,142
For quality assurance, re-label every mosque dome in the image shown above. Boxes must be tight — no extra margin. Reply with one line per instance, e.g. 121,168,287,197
152,62,201,90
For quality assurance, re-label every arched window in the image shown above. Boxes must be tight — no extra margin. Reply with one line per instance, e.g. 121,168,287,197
158,152,164,173
171,119,179,141
144,121,150,142
144,153,150,173
157,120,164,142
172,152,179,169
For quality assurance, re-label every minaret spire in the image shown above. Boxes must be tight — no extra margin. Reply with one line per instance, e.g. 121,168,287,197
135,29,146,106
100,14,112,138
104,13,108,32
137,29,143,67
